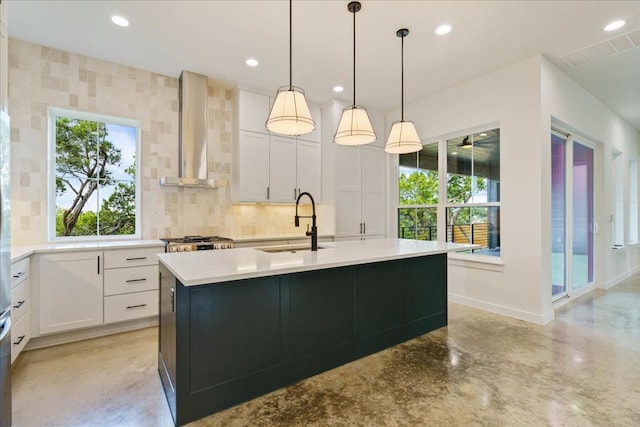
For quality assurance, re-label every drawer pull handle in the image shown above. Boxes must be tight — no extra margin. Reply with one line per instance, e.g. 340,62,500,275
125,278,148,283
126,257,147,261
13,300,25,309
126,304,147,310
12,271,25,279
13,335,25,345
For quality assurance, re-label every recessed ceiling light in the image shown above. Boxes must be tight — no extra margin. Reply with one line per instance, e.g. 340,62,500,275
479,133,487,137
111,15,129,27
333,85,344,93
435,24,452,35
245,58,259,67
604,20,625,32
451,151,458,155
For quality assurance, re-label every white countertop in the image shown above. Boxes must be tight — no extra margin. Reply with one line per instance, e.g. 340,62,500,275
158,238,476,287
10,239,165,263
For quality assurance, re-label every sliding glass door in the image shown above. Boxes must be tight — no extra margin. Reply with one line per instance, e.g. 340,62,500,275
551,131,594,300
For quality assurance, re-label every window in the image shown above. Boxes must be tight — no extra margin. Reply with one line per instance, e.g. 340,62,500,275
49,109,140,239
398,142,438,240
397,127,501,257
446,130,500,256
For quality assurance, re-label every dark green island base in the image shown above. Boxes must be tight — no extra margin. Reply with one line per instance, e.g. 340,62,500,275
158,254,447,426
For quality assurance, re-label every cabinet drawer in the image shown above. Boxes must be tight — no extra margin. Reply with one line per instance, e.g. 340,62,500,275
104,265,158,296
11,278,30,322
10,257,30,288
103,247,160,269
104,290,158,324
11,312,30,363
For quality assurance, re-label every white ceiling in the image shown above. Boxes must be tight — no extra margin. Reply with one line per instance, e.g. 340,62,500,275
7,1,640,130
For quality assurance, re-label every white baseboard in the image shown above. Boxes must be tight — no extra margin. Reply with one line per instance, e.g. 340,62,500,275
449,293,554,325
605,265,640,289
25,317,158,351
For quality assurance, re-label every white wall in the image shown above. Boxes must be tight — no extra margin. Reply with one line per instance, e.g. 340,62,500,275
540,57,640,293
391,55,548,323
387,54,640,324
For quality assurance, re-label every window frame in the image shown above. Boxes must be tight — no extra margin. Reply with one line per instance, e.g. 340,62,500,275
47,107,141,241
395,123,502,262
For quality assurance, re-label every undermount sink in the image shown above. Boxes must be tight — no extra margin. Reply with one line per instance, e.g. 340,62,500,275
257,244,326,254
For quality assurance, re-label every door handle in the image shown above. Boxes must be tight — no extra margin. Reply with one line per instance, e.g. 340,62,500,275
13,335,26,345
126,304,148,309
170,288,175,313
13,300,25,309
125,278,147,283
363,222,366,234
267,186,270,200
126,257,147,261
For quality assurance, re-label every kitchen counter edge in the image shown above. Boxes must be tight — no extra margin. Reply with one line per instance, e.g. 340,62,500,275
158,239,477,287
10,240,165,263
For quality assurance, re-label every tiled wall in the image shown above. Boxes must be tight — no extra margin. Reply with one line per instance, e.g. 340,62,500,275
8,39,318,246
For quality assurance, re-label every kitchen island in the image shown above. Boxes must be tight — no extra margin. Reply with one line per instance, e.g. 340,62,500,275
157,238,474,426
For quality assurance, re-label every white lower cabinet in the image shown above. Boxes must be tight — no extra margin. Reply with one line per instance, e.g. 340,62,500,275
10,257,31,363
104,290,158,323
37,246,161,336
103,247,159,325
38,251,103,335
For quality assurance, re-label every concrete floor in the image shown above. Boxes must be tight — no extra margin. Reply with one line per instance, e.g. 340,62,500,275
11,273,640,426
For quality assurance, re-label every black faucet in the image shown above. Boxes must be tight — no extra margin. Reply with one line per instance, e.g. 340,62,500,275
295,192,318,251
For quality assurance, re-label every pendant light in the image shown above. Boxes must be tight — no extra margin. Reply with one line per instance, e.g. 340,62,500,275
266,0,315,136
385,28,422,154
334,1,376,146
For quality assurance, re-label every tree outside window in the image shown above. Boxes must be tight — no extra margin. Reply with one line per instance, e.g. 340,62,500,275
398,129,501,256
52,112,138,238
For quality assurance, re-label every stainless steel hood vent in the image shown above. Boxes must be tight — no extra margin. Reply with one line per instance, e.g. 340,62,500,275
160,71,222,188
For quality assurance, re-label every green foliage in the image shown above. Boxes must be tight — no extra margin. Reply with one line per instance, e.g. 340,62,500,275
398,166,488,240
55,118,135,237
99,163,136,235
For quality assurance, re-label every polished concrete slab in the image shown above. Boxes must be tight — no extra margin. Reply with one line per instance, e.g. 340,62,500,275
12,274,640,426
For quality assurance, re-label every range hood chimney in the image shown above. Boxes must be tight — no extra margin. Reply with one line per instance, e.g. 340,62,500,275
160,70,222,188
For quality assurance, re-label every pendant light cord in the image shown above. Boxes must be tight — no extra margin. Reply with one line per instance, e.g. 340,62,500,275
401,32,404,121
353,7,356,106
289,0,293,88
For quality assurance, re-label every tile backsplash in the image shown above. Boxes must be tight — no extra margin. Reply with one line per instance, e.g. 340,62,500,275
8,39,324,246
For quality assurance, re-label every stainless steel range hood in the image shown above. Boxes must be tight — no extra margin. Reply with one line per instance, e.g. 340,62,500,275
160,71,222,188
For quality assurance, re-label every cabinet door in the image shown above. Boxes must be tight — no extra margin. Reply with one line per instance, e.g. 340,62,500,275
38,252,103,335
335,145,362,237
269,135,297,202
304,105,322,143
235,131,269,202
296,139,321,201
361,146,386,237
237,90,269,133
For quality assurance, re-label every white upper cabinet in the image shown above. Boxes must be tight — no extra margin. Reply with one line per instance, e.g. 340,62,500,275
304,105,322,143
233,130,270,202
269,135,297,202
237,90,270,133
296,139,321,199
233,88,322,203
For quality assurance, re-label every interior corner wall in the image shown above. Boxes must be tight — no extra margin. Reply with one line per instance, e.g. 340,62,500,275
390,55,549,323
540,56,640,292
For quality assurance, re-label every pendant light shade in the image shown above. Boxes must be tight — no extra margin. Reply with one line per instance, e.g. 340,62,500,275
335,105,376,145
385,120,422,154
267,85,315,135
266,0,315,136
334,1,376,146
385,28,422,154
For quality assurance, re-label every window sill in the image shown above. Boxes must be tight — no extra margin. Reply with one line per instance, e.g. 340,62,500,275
447,252,504,272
